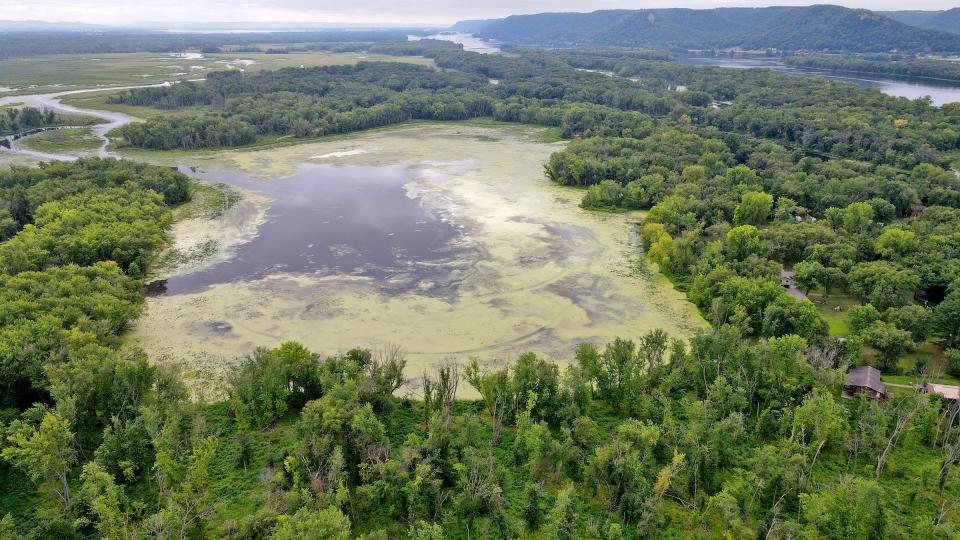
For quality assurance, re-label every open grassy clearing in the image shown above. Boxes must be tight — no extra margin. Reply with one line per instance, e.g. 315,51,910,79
808,291,860,336
17,127,101,153
0,51,435,95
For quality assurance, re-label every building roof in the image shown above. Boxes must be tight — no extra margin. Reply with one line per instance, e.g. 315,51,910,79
922,383,960,402
846,366,886,395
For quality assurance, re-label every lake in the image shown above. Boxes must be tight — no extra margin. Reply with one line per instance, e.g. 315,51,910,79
150,161,476,297
129,124,705,398
679,57,960,106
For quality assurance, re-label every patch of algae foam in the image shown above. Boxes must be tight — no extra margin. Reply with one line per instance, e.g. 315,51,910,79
128,123,706,401
151,184,271,280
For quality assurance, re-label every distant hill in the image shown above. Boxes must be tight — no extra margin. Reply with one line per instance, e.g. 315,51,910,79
733,5,960,52
881,8,960,34
0,20,113,32
457,5,960,53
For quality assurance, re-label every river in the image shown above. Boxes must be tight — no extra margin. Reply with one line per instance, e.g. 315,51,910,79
0,81,191,160
679,56,960,106
407,32,501,54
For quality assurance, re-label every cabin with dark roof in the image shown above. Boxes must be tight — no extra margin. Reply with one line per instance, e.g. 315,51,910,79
842,366,888,401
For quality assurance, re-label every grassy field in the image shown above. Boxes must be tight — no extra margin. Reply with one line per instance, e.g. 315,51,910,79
0,51,435,95
808,291,859,336
18,127,101,153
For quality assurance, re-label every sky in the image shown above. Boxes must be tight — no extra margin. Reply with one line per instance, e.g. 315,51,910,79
3,0,960,27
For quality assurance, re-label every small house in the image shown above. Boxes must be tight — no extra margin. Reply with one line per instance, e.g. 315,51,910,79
917,383,960,404
843,366,889,400
779,269,795,289
910,205,926,217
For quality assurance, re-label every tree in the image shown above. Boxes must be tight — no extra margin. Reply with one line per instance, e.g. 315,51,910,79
874,227,918,259
543,486,576,540
848,304,882,334
946,349,960,379
792,388,848,468
522,482,548,532
861,321,914,373
79,462,135,539
408,521,445,540
800,478,886,540
270,506,351,540
888,304,931,343
647,195,697,235
818,266,846,298
725,164,758,186
761,295,828,339
726,225,761,261
847,262,919,310
584,420,660,522
734,191,773,226
0,515,15,540
147,436,217,538
594,338,640,411
229,341,321,430
933,290,960,349
2,412,76,516
582,180,624,208
842,202,874,234
464,360,511,443
793,260,824,295
641,223,673,269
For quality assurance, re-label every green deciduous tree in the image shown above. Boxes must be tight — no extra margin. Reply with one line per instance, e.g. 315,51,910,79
2,412,76,516
734,191,773,226
874,227,918,259
270,506,351,540
861,321,914,373
800,478,887,540
726,225,761,261
933,290,960,349
229,341,322,430
847,262,919,310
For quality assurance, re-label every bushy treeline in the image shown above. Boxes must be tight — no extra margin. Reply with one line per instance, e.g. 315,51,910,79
109,44,960,174
785,53,960,82
0,106,60,136
4,328,958,538
549,125,960,373
0,159,189,408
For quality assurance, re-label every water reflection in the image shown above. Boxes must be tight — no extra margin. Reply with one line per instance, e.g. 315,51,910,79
679,57,960,106
407,32,501,54
155,163,474,296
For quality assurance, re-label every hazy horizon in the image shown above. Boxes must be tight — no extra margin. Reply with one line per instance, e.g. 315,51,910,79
3,1,960,28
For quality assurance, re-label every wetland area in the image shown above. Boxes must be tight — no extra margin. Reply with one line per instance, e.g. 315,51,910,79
0,94,706,398
0,64,708,399
130,124,705,397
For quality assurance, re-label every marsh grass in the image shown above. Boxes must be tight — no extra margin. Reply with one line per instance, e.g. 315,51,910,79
0,51,436,95
18,127,101,153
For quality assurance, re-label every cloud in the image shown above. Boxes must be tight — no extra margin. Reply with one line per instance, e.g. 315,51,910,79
1,0,957,26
